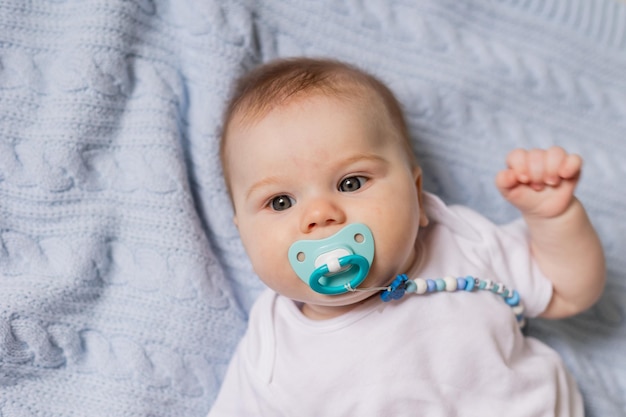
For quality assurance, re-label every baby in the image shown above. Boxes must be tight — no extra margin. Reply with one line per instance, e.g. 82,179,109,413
210,57,605,416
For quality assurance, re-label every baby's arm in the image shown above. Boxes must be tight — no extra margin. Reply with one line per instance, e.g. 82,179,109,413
495,147,605,319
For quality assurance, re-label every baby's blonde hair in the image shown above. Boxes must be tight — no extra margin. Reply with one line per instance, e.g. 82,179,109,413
220,57,417,191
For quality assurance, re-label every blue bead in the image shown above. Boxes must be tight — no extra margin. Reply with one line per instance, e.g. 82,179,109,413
478,280,487,290
405,280,417,293
435,279,445,291
491,284,499,293
426,279,436,292
456,277,467,290
465,276,475,291
505,290,521,306
393,275,405,288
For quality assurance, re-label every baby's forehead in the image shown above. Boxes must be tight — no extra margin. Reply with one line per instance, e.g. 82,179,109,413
230,88,382,132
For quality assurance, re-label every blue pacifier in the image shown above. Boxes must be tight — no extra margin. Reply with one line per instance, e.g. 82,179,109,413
288,223,375,295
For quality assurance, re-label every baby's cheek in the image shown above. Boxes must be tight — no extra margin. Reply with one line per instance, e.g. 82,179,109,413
253,241,292,279
384,222,420,268
253,247,278,274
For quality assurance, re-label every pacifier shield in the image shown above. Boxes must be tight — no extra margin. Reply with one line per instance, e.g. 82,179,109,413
288,223,375,295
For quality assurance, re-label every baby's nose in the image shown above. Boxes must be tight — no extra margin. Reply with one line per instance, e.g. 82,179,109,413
300,198,346,233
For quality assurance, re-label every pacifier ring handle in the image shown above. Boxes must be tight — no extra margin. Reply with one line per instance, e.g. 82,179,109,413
309,254,370,295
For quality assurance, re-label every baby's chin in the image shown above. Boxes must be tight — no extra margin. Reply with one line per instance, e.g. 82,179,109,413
299,293,381,320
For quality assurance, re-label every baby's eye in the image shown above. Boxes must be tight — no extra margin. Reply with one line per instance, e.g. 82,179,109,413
269,195,294,211
338,176,367,192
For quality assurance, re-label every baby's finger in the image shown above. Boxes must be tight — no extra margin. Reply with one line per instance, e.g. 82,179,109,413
526,148,546,186
544,146,567,186
505,148,530,183
495,169,518,191
558,153,583,180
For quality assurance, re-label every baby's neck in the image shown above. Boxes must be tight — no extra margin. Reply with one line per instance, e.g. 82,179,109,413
405,236,427,278
299,294,380,320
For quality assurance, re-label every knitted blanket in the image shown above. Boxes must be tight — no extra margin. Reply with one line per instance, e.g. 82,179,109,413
1,1,624,416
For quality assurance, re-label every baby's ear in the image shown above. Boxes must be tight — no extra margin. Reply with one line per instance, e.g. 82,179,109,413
413,166,429,227
419,204,429,227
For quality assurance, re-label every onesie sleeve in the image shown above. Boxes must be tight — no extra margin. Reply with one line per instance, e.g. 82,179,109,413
423,193,553,318
207,340,265,416
451,204,553,318
207,289,283,416
489,218,553,318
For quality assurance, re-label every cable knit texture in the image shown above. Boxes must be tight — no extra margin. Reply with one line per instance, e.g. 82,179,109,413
0,1,624,416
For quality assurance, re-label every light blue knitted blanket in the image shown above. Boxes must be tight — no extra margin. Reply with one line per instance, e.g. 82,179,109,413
1,1,625,415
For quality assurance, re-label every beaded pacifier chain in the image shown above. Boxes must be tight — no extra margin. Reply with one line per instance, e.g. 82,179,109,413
379,274,527,328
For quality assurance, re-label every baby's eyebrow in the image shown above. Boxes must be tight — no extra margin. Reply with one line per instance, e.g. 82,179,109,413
339,153,387,167
246,176,282,199
245,153,387,199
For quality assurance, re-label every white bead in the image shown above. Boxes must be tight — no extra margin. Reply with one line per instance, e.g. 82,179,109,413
483,279,493,290
512,304,525,316
414,278,428,294
444,276,457,291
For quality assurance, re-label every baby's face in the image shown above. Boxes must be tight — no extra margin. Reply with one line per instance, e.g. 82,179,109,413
226,94,427,319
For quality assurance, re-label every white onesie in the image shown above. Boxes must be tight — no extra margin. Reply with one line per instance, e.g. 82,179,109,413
209,193,583,416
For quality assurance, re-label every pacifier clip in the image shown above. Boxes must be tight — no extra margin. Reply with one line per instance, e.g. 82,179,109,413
288,223,526,329
379,274,527,329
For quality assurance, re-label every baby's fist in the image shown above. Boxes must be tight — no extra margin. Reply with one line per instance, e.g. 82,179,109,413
495,147,582,218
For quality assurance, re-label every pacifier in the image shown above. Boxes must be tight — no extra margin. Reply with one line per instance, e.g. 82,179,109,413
288,223,375,295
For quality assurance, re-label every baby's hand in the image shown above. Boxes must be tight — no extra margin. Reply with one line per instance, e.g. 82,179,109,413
495,147,582,218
